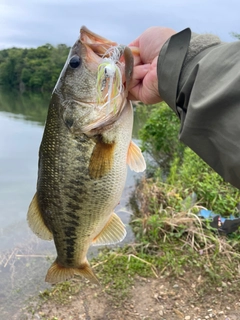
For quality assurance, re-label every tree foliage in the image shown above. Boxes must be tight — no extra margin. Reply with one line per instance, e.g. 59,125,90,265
138,102,185,172
231,32,240,40
0,44,70,92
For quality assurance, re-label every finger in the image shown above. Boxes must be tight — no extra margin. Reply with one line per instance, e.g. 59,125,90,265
128,64,150,100
128,82,143,101
127,91,138,101
128,82,162,104
128,71,162,104
128,64,150,90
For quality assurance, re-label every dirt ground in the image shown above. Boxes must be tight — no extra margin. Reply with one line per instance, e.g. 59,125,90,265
16,272,240,320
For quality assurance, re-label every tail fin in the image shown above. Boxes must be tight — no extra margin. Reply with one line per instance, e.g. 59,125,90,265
45,260,99,285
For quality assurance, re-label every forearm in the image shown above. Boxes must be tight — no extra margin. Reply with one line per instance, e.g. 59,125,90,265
157,29,240,189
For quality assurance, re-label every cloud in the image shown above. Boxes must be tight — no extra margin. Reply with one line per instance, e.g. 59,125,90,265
0,0,239,49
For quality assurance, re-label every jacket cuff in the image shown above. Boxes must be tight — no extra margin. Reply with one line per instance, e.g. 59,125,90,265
157,28,191,115
157,29,221,115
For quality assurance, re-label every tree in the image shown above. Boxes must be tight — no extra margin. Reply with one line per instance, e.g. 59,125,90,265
231,32,240,40
0,44,70,92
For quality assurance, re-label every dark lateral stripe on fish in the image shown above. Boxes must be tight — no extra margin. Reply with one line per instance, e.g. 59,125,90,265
64,237,77,248
64,193,84,203
64,245,76,260
64,226,77,237
64,186,87,197
64,228,78,262
64,211,79,221
65,258,74,265
68,178,88,187
66,202,83,212
64,249,75,262
64,180,89,191
63,216,80,226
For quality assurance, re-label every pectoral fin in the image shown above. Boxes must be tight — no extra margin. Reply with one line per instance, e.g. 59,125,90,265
27,193,53,240
92,212,126,246
127,140,146,172
89,140,115,179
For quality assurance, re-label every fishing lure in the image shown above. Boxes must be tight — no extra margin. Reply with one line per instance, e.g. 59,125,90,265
96,45,125,115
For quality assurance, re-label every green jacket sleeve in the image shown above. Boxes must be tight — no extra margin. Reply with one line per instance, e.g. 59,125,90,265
157,28,240,189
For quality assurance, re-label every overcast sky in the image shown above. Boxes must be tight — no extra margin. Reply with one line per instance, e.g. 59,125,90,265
0,0,239,50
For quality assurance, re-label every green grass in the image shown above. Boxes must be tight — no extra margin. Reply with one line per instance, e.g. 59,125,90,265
38,280,83,305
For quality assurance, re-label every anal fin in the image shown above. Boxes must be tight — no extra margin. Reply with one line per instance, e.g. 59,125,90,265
92,212,126,246
127,140,146,172
27,193,53,240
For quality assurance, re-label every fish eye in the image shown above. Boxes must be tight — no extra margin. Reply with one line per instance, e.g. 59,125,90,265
69,55,82,69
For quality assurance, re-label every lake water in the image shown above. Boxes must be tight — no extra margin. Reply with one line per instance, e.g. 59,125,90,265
0,89,146,318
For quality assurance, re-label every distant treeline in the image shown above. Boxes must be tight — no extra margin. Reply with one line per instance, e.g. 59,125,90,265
0,44,70,92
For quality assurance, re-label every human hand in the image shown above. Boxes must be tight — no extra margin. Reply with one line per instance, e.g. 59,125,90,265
128,27,176,104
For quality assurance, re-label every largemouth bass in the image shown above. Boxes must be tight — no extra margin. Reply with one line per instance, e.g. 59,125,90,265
27,26,146,284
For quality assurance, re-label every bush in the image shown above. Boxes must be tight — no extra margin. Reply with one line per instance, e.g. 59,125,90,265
138,102,185,172
167,148,240,216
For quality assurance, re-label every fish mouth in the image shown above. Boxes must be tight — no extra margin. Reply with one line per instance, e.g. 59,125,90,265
79,26,134,135
80,26,118,57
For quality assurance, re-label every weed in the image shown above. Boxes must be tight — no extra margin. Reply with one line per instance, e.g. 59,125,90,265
128,177,240,288
38,280,83,305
